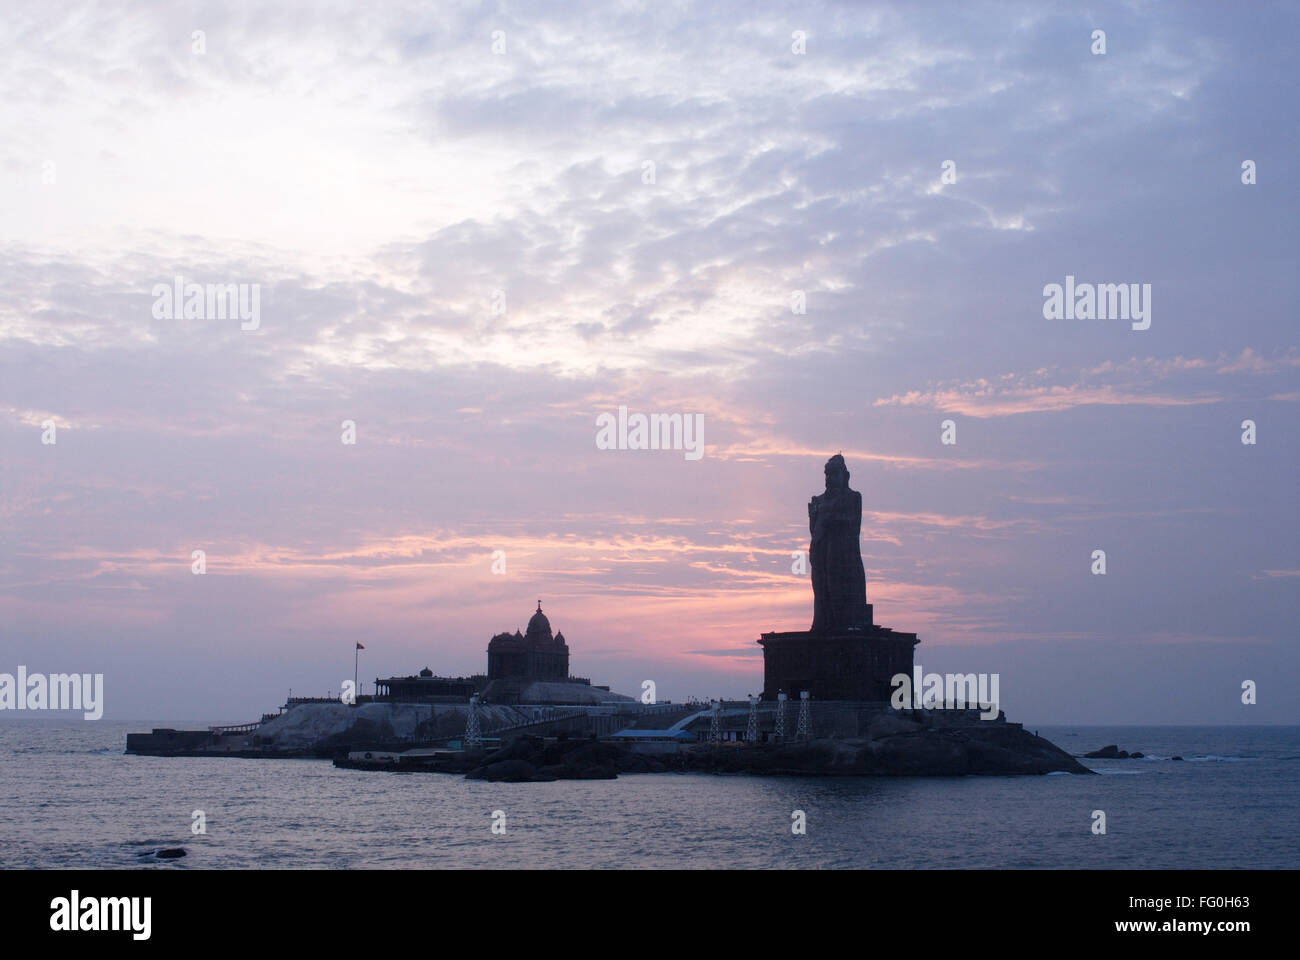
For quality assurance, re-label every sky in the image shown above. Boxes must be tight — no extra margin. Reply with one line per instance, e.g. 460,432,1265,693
0,0,1296,725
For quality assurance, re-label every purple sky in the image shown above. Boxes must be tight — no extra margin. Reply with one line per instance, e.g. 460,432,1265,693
1,1,1296,724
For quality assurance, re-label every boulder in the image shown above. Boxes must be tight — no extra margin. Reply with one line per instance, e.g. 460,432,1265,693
866,713,924,740
872,732,970,776
467,758,540,782
574,765,618,780
1083,744,1131,759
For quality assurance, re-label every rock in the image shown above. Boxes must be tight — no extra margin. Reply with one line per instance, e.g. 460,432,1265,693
1083,744,1131,759
136,847,187,859
1172,755,1184,761
614,753,664,774
467,758,539,782
1130,752,1144,759
346,711,1090,780
872,733,969,776
865,713,923,740
965,735,1081,775
764,738,855,774
673,716,1091,777
464,735,629,780
574,765,618,780
956,724,1091,774
246,701,538,755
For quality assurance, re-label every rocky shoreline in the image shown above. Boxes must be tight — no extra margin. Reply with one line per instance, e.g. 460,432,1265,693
335,716,1093,781
130,697,1094,779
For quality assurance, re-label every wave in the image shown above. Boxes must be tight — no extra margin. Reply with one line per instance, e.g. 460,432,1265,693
1183,755,1261,762
1099,754,1265,763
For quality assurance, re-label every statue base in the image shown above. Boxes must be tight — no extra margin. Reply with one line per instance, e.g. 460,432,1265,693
758,619,919,702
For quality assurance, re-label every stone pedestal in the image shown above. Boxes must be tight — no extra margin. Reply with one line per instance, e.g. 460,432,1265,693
758,622,918,702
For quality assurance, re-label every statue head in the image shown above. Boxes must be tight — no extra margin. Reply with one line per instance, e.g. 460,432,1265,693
824,454,849,491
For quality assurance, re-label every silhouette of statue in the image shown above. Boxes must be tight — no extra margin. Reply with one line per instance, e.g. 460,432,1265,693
808,454,870,633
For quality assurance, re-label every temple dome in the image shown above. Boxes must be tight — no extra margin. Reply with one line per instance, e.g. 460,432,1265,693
525,601,554,645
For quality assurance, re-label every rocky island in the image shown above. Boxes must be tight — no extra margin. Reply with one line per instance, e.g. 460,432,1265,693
128,456,1091,778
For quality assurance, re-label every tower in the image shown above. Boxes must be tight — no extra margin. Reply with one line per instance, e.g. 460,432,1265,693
464,694,482,749
796,690,811,740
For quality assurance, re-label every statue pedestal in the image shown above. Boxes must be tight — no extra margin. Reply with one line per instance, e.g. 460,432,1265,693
758,624,918,702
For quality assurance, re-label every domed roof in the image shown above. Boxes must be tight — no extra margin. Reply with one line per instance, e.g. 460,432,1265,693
525,601,554,644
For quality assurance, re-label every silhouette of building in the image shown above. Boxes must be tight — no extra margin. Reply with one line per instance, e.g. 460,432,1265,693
487,601,570,682
369,601,627,706
374,668,485,702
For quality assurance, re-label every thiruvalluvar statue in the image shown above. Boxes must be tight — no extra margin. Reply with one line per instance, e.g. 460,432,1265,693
808,454,871,634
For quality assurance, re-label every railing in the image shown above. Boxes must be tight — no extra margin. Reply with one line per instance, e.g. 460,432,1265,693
208,721,261,735
488,709,588,734
624,702,685,714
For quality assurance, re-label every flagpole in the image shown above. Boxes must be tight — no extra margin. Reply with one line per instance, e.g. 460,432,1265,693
354,644,359,705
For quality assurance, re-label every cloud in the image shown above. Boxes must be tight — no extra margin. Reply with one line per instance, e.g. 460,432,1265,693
1,1,1297,721
872,350,1299,418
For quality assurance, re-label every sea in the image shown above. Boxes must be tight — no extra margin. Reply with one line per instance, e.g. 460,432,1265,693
1,721,1296,869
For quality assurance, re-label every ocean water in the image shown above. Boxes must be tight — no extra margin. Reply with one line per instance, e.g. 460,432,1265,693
0,721,1295,869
